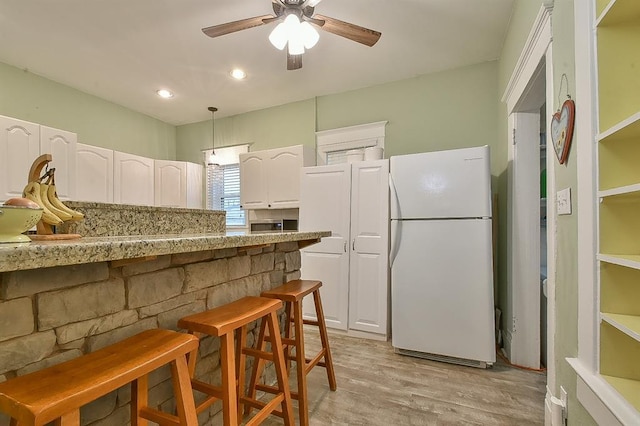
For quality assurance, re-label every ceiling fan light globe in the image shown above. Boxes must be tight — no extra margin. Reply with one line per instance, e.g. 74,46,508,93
283,13,301,33
300,21,319,49
269,23,288,50
288,37,305,55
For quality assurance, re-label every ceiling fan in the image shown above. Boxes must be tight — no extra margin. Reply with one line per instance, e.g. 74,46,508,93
201,0,382,70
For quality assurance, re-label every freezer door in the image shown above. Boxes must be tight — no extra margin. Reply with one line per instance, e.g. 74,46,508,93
391,218,496,364
390,145,491,220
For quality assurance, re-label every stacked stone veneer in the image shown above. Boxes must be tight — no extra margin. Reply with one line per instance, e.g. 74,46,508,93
0,241,302,426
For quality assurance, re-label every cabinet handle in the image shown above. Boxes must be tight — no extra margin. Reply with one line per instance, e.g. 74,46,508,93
268,204,271,208
352,239,355,251
344,241,347,253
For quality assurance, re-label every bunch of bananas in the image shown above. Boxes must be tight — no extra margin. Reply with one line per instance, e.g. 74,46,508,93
22,170,84,226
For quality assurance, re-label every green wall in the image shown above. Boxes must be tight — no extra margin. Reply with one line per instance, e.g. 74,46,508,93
316,62,501,174
176,99,316,165
0,62,176,160
177,61,500,173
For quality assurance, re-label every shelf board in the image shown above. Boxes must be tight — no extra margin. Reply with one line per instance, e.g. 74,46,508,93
598,254,640,269
599,183,640,199
598,111,640,143
597,0,640,27
601,313,640,343
601,375,640,413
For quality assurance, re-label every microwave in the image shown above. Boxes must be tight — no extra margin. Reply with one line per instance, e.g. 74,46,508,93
249,219,298,233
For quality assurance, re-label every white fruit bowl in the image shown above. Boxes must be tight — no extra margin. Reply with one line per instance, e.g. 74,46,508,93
0,205,44,243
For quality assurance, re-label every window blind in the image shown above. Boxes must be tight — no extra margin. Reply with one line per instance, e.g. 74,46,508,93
207,163,245,227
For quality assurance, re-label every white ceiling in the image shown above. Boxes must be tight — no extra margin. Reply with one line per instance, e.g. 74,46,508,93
0,0,514,126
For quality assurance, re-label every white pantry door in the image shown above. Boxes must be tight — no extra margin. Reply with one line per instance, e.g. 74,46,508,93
348,160,389,335
299,164,351,330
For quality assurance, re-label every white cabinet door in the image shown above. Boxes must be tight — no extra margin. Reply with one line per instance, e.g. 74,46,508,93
300,164,351,330
155,160,186,207
76,143,114,203
186,162,203,209
114,151,154,206
240,145,314,210
266,145,304,209
40,126,77,200
0,116,40,201
239,151,268,209
348,160,389,335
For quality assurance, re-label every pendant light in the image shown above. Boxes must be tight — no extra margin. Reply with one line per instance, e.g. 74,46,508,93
207,106,218,165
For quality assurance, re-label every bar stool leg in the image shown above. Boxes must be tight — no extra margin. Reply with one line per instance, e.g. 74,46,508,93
54,409,80,425
132,375,149,426
267,310,295,426
220,332,238,426
245,318,268,417
171,353,199,426
313,290,337,391
292,299,310,426
283,302,293,372
235,325,248,421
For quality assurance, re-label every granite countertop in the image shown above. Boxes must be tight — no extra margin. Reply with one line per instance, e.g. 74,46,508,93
0,231,330,273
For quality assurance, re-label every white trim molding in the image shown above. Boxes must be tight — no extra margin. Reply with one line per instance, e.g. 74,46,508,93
315,121,387,165
502,4,554,113
502,3,555,373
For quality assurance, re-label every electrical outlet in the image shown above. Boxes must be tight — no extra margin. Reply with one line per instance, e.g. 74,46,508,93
557,188,572,215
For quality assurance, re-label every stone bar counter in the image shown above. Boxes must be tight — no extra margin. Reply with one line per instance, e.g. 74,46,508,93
0,202,329,425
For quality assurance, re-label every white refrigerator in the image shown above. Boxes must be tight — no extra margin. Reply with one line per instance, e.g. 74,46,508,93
390,145,495,367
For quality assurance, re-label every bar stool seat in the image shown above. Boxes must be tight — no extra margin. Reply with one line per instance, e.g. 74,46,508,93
177,296,294,426
247,279,336,426
0,329,199,426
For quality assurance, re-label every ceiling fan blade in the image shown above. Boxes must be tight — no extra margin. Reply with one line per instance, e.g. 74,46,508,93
314,14,381,47
202,15,275,38
287,52,303,70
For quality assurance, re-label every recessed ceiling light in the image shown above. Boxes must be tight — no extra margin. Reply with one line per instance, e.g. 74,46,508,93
156,89,174,98
230,69,247,80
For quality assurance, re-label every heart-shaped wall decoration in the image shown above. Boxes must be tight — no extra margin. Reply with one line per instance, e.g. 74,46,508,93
550,99,575,165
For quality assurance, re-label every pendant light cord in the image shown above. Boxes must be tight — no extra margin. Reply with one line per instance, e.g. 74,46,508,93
208,107,218,157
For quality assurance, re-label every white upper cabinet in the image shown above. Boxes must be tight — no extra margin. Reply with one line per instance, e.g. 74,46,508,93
0,115,40,201
186,162,203,209
240,144,315,210
239,151,268,209
39,126,77,200
75,143,114,203
154,160,186,208
114,151,154,206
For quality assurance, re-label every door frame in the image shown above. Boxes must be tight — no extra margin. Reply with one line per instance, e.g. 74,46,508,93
501,3,555,373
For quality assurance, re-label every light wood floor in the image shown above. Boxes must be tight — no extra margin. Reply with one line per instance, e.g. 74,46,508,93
262,328,546,426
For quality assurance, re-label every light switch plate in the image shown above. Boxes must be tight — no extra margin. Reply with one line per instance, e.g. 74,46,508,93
557,187,572,215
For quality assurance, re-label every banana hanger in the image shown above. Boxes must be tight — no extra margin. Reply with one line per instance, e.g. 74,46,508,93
25,154,83,240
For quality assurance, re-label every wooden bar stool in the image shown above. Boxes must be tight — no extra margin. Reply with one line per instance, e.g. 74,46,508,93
0,329,199,426
247,279,337,426
177,296,294,426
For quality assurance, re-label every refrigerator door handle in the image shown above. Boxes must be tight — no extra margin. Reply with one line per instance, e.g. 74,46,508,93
389,173,401,220
390,220,401,268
